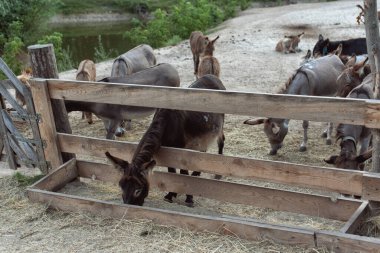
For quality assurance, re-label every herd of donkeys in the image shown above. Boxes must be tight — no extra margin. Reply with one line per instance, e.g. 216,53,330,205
15,30,373,206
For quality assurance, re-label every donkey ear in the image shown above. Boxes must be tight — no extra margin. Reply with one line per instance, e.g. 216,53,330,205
353,57,369,72
298,32,305,38
334,44,343,56
356,149,372,164
324,155,338,165
244,118,266,125
105,152,129,171
212,35,220,43
140,160,156,177
303,49,312,60
318,34,324,41
346,55,356,68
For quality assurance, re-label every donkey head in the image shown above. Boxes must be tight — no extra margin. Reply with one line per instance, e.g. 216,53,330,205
324,146,372,171
244,118,288,155
312,34,330,58
105,152,156,206
336,56,369,97
202,36,220,56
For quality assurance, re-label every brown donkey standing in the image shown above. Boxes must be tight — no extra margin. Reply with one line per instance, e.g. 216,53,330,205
76,59,96,124
105,75,225,207
197,36,220,79
190,31,219,77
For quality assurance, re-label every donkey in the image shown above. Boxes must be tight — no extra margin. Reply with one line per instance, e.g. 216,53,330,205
190,31,219,76
111,44,156,134
324,75,373,170
197,36,220,79
105,74,225,207
312,34,367,58
111,44,156,77
275,32,304,54
76,59,96,124
336,56,370,97
65,63,180,139
244,54,345,155
15,69,32,106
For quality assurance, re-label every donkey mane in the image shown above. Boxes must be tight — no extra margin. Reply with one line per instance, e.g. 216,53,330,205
277,68,309,94
131,109,168,170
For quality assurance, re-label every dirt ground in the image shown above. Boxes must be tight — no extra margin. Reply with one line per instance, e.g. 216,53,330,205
1,0,377,252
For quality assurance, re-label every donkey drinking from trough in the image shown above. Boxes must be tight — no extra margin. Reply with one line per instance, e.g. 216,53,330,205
197,35,220,79
312,34,367,58
76,59,96,124
105,74,225,207
65,63,180,140
275,32,304,54
190,31,219,77
111,44,157,134
325,75,373,170
244,54,345,155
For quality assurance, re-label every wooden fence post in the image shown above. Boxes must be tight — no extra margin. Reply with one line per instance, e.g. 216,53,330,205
363,0,380,172
27,44,75,164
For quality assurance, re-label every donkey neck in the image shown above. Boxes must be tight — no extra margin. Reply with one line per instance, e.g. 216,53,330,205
132,109,168,168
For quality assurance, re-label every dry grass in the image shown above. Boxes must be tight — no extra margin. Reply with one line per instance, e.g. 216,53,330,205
0,177,329,253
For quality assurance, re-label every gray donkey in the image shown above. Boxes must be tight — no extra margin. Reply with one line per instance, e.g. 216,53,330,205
244,54,345,155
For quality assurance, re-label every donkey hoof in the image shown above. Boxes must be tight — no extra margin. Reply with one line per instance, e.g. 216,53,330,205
164,195,173,203
269,150,277,156
321,132,327,138
185,201,194,208
214,174,222,180
326,139,332,145
299,146,307,152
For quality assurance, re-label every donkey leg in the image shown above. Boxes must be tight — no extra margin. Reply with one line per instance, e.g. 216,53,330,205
214,134,225,180
326,122,333,145
104,119,121,140
182,170,201,207
299,120,308,152
164,167,177,203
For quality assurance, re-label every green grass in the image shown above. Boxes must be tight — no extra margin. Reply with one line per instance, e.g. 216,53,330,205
12,172,44,187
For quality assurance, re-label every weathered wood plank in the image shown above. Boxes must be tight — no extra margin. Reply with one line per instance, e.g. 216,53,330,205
76,160,361,221
62,134,364,196
0,80,14,89
362,173,380,201
316,230,380,253
0,83,26,115
0,58,28,96
27,188,316,248
0,95,17,170
30,158,77,192
340,201,369,234
28,45,75,164
44,79,380,128
151,171,361,221
2,111,38,161
30,79,62,169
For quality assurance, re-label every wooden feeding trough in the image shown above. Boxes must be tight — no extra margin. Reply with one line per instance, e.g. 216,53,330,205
27,78,380,252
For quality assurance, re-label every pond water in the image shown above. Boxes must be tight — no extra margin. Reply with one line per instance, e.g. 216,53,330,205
49,21,134,66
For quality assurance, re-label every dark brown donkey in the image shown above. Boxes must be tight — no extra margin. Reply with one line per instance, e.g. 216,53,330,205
325,72,373,170
65,63,180,140
111,44,156,134
105,74,225,207
244,54,345,155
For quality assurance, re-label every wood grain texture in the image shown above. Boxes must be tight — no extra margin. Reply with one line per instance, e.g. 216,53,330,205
76,160,361,221
30,79,62,169
27,188,316,247
44,79,380,128
60,134,364,196
31,158,78,192
340,201,369,234
316,230,380,253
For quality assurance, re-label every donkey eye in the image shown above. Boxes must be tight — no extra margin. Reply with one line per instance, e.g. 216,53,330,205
134,189,142,197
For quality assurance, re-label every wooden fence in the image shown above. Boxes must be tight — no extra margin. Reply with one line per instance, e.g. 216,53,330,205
27,78,380,252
